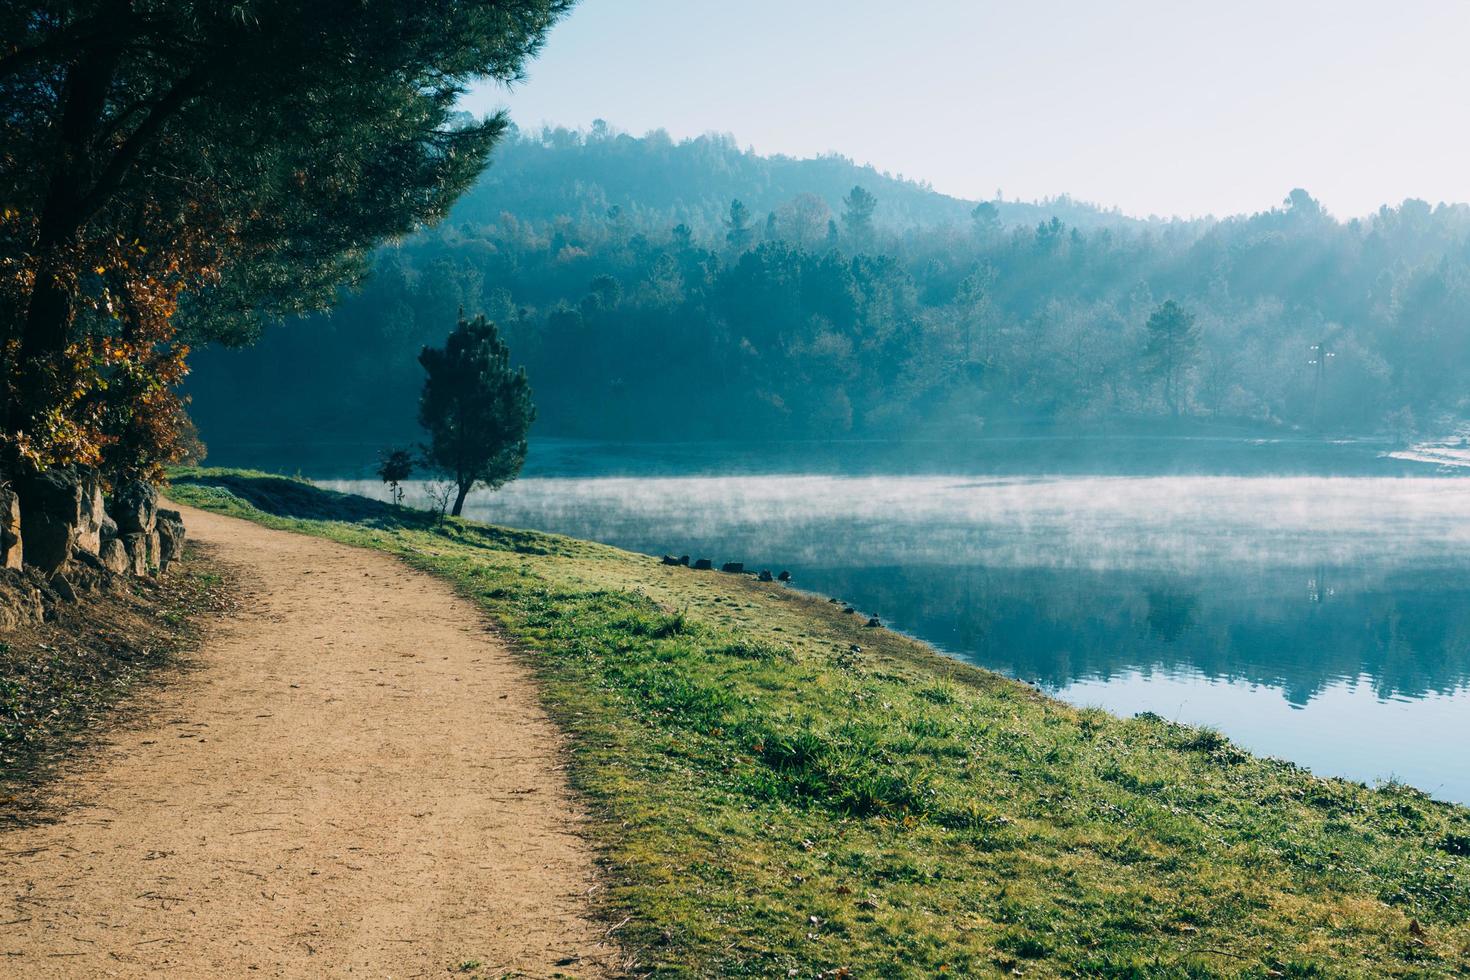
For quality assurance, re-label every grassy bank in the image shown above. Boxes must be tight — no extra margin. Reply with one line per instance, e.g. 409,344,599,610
170,468,1470,978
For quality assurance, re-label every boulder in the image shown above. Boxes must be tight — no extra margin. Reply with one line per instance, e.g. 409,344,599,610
144,530,161,573
99,538,129,575
865,616,882,628
15,467,85,574
156,509,186,571
49,571,77,603
110,479,158,535
721,561,745,574
99,514,118,545
677,555,690,566
121,533,149,576
661,554,681,566
74,470,104,556
0,486,20,570
693,558,713,570
777,570,791,582
758,569,773,582
62,556,109,596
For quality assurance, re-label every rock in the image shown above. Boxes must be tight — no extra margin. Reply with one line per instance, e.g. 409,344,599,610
144,530,161,573
69,549,103,573
0,485,20,570
828,598,840,604
758,569,773,582
865,616,882,628
99,538,129,575
777,570,791,582
121,533,149,576
110,479,158,535
75,470,104,556
661,555,681,566
15,467,85,574
721,561,744,574
99,514,118,544
63,556,109,595
842,606,855,614
156,509,186,570
49,571,77,602
678,555,690,566
693,558,712,570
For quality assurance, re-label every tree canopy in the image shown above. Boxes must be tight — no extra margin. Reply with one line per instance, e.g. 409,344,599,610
1,0,571,479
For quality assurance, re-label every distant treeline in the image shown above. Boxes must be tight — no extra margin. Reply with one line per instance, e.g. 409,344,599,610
189,126,1470,450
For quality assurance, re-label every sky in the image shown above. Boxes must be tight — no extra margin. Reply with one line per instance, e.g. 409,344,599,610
462,0,1470,220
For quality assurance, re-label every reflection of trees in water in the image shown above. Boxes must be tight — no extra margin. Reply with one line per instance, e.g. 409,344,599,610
810,563,1470,703
1145,589,1198,643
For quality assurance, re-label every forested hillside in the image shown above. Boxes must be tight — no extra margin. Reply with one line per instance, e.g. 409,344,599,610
188,126,1470,456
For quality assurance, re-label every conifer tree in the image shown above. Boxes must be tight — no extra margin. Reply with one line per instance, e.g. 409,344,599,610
418,315,535,516
725,199,754,251
1143,300,1200,417
841,185,878,247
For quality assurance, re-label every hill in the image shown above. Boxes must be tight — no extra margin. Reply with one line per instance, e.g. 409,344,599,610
447,123,1129,234
185,130,1470,467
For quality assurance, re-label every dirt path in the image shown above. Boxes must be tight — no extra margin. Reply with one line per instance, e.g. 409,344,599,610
0,502,618,978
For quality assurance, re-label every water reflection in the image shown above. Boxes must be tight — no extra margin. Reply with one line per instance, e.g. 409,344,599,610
323,474,1470,802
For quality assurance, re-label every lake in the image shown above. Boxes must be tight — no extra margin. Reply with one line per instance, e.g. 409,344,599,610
322,469,1470,804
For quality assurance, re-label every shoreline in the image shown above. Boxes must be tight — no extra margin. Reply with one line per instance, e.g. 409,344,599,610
162,467,1470,975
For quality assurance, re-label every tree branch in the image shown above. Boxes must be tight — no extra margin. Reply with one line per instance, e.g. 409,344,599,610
0,7,147,80
78,61,220,223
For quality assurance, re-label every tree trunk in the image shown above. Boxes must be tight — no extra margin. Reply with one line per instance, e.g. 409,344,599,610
451,482,471,517
10,48,120,443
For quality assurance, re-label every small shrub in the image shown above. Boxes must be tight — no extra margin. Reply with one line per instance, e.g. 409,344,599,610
376,447,415,506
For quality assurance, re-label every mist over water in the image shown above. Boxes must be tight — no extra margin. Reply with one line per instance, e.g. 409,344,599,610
326,472,1470,803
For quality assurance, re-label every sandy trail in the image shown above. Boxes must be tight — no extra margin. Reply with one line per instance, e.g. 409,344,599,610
0,502,616,977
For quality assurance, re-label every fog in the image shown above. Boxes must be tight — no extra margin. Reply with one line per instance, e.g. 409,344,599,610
325,471,1470,802
330,474,1470,574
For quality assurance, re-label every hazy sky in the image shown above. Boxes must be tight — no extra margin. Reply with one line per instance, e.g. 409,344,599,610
462,0,1470,220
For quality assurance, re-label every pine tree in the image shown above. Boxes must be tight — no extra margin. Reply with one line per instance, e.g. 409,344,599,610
725,199,754,251
418,315,535,516
841,185,878,247
1143,300,1200,417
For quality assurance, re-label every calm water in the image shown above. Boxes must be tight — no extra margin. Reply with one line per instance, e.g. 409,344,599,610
327,473,1470,803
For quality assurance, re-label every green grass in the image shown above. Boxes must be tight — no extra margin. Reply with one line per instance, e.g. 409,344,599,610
169,468,1470,977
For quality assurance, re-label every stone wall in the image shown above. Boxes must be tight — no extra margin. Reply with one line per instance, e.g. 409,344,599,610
0,469,186,626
